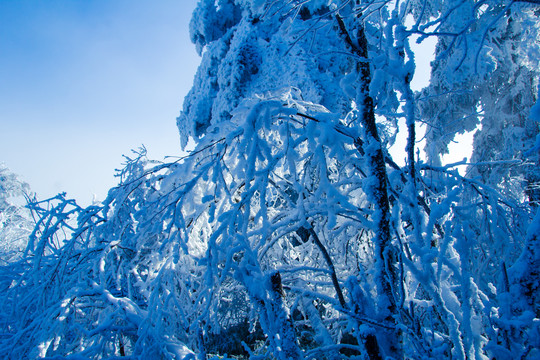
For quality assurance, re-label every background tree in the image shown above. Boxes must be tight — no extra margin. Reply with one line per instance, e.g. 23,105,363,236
0,164,33,264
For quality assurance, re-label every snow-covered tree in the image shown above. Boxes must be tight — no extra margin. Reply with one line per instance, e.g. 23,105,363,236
0,164,33,264
0,1,538,359
418,0,540,204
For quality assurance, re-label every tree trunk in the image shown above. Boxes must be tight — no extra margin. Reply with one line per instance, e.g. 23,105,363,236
336,10,401,358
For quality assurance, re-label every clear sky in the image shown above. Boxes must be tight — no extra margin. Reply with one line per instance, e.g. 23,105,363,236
0,0,200,206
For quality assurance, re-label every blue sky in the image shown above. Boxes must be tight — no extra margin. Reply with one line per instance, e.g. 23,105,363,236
0,0,200,205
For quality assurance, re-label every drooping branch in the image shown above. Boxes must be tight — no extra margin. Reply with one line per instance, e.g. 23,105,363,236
296,225,347,308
